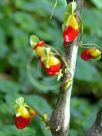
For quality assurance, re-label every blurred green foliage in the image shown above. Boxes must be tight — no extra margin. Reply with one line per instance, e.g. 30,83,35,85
0,0,102,135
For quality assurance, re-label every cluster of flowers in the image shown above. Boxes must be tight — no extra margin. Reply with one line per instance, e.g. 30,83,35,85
32,39,61,76
62,1,101,61
15,97,36,129
14,1,102,130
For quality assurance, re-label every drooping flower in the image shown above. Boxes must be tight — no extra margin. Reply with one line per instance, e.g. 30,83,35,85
14,97,36,129
81,48,101,61
40,56,61,76
63,15,79,47
34,41,45,57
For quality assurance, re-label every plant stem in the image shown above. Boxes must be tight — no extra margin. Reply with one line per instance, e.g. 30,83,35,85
80,43,102,51
45,44,68,67
75,14,83,42
26,105,48,125
48,0,82,136
87,108,102,136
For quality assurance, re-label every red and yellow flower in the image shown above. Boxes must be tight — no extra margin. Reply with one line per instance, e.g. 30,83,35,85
30,36,62,77
15,97,36,129
39,56,61,76
81,48,101,61
33,40,45,57
63,15,79,47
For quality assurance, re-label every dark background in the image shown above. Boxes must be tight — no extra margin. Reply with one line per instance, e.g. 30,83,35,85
0,0,102,135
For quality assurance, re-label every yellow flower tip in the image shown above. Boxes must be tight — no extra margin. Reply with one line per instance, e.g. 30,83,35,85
90,49,101,59
68,15,79,30
35,46,44,57
17,107,30,119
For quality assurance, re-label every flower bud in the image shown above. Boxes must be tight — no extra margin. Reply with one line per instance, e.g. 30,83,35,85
81,48,101,61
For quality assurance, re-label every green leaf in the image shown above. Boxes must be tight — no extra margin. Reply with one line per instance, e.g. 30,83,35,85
0,102,10,115
0,28,8,58
0,79,21,93
69,129,79,136
30,35,39,48
25,95,52,114
62,1,77,30
13,11,37,32
91,0,102,9
32,117,51,136
11,28,29,51
82,9,102,37
71,98,97,130
75,57,101,81
66,1,77,14
8,52,27,68
4,93,20,114
0,125,36,136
